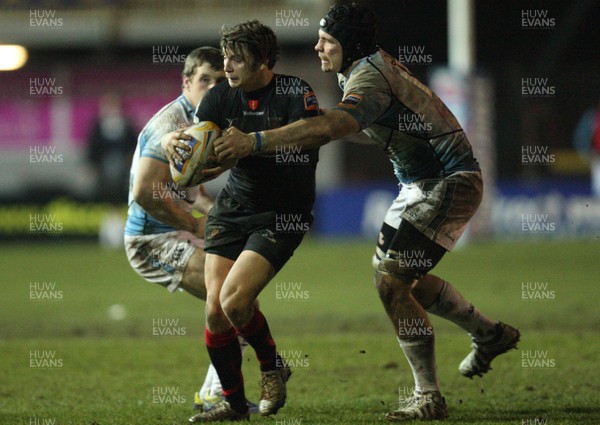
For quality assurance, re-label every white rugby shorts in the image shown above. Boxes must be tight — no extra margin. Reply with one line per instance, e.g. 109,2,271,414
384,171,483,251
124,230,204,292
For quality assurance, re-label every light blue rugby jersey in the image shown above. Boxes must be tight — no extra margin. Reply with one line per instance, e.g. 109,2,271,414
125,94,195,236
332,49,480,184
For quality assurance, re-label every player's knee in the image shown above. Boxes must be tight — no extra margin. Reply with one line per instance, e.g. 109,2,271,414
220,293,252,327
205,297,221,318
205,300,226,330
222,303,248,327
375,257,417,290
374,266,415,310
378,257,419,282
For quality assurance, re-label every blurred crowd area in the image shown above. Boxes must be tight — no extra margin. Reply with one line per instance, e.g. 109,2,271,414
1,0,599,239
1,0,269,7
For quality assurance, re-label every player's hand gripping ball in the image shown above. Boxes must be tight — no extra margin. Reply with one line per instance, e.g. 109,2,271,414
169,121,236,186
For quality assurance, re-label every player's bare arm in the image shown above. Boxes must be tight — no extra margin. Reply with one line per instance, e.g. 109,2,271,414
213,109,359,162
316,107,373,144
132,156,209,237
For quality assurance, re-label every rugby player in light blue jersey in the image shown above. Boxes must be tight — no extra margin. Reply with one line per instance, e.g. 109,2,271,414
207,4,520,422
124,47,256,414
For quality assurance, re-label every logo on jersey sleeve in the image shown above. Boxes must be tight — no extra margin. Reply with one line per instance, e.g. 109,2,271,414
337,93,363,109
248,100,259,111
303,91,318,111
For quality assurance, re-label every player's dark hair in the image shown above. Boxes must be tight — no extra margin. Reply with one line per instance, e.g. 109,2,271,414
220,20,280,71
182,46,223,80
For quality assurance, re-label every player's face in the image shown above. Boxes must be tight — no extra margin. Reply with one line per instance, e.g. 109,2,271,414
184,62,226,107
315,30,343,73
223,48,264,92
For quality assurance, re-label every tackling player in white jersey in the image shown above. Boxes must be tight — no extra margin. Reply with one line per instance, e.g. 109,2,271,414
124,46,256,414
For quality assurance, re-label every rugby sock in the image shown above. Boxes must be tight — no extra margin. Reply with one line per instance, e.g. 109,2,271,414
425,280,497,342
199,363,215,400
205,327,247,413
235,308,277,372
397,336,439,393
207,336,248,397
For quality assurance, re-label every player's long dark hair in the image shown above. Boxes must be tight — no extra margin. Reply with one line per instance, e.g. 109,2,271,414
220,20,280,71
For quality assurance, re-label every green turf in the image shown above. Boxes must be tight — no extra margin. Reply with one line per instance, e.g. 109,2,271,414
1,239,599,424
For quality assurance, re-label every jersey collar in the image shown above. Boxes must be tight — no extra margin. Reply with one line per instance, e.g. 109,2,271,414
179,94,195,117
337,49,380,90
242,74,277,100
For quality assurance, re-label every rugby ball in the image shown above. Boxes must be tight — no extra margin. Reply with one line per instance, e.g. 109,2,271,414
169,121,233,187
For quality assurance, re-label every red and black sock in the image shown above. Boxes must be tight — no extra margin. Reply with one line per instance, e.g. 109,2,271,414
205,327,247,413
236,308,277,372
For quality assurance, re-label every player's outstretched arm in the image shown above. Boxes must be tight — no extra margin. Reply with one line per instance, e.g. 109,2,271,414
132,157,208,237
214,109,360,162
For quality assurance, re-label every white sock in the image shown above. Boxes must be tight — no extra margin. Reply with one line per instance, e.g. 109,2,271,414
199,363,215,399
425,280,497,341
238,334,249,353
397,336,439,393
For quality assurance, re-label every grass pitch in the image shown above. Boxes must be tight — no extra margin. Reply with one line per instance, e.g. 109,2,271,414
1,238,598,424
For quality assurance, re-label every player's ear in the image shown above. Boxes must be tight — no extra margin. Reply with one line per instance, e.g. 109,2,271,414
183,76,191,90
259,63,266,70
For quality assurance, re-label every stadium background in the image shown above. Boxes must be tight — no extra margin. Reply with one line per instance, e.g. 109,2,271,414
2,0,600,239
1,0,599,424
